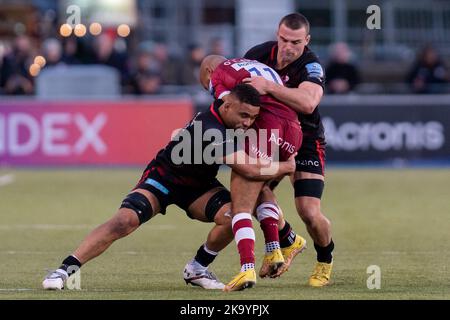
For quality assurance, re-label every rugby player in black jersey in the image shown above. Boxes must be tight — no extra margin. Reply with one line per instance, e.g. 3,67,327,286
42,84,296,290
244,13,335,287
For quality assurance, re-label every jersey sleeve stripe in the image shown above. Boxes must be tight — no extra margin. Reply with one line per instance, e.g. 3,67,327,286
217,90,230,100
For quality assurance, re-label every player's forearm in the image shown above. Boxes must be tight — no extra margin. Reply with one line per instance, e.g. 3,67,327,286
229,163,268,181
230,161,293,181
266,82,317,114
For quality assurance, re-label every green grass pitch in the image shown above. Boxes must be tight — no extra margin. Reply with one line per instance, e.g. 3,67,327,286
0,168,449,300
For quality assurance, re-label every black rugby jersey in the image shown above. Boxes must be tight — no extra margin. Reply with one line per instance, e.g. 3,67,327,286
153,100,239,186
245,41,325,140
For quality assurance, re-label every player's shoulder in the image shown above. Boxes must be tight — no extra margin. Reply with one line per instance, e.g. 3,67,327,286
198,101,226,131
244,41,276,60
297,47,323,67
194,108,213,124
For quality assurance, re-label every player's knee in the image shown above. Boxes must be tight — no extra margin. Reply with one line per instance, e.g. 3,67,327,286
256,202,280,222
110,211,139,237
297,204,321,227
120,192,154,225
205,189,231,223
216,211,232,226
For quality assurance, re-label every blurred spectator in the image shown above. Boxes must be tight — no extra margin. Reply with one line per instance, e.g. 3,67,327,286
130,70,162,95
125,46,162,94
135,46,157,74
181,43,205,85
326,42,360,94
407,45,449,94
0,35,34,95
91,33,129,84
135,41,158,71
61,37,81,64
153,42,182,85
208,37,226,56
42,38,62,66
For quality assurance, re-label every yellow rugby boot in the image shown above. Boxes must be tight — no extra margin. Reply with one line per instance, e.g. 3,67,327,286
259,248,285,278
223,269,256,292
274,234,307,277
309,261,333,287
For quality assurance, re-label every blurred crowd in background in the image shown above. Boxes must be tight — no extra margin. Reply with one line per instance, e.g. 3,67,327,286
2,33,449,96
0,33,213,95
0,0,449,97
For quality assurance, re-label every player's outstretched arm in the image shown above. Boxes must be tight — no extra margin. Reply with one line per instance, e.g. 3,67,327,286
224,150,296,181
243,76,322,115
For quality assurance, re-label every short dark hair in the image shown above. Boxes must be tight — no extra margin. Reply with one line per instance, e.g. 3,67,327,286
230,83,261,107
279,13,310,34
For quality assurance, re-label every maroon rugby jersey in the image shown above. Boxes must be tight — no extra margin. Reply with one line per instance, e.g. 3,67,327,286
209,58,298,122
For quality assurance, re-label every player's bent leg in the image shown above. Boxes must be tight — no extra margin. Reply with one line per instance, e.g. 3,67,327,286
187,187,233,251
207,204,233,252
293,172,334,287
224,171,262,292
184,188,232,289
271,209,307,278
293,172,330,244
295,196,331,246
74,189,160,263
43,207,141,290
255,186,284,278
259,182,308,277
43,189,160,290
256,185,306,278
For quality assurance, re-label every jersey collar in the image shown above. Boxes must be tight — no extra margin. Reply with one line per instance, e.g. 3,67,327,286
210,100,225,126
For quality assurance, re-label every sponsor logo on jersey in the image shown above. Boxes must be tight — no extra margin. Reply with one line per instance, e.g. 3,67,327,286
269,132,296,154
297,159,320,167
305,62,324,79
232,61,254,69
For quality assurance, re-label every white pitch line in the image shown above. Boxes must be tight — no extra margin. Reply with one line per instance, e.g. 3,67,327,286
0,251,61,255
0,174,15,187
0,224,176,231
0,288,36,292
0,288,90,292
0,224,95,231
0,250,163,255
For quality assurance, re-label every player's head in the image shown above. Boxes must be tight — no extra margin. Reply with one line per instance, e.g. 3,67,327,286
220,84,261,130
277,13,311,65
199,54,226,90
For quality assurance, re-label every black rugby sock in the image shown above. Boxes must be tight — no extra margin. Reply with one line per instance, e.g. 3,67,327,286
279,221,296,248
314,239,334,264
194,244,217,267
60,255,82,275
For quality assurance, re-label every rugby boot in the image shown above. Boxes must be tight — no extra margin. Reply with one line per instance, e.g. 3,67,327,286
258,248,285,278
273,234,307,277
223,269,256,292
42,269,68,290
309,261,333,287
183,261,225,290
